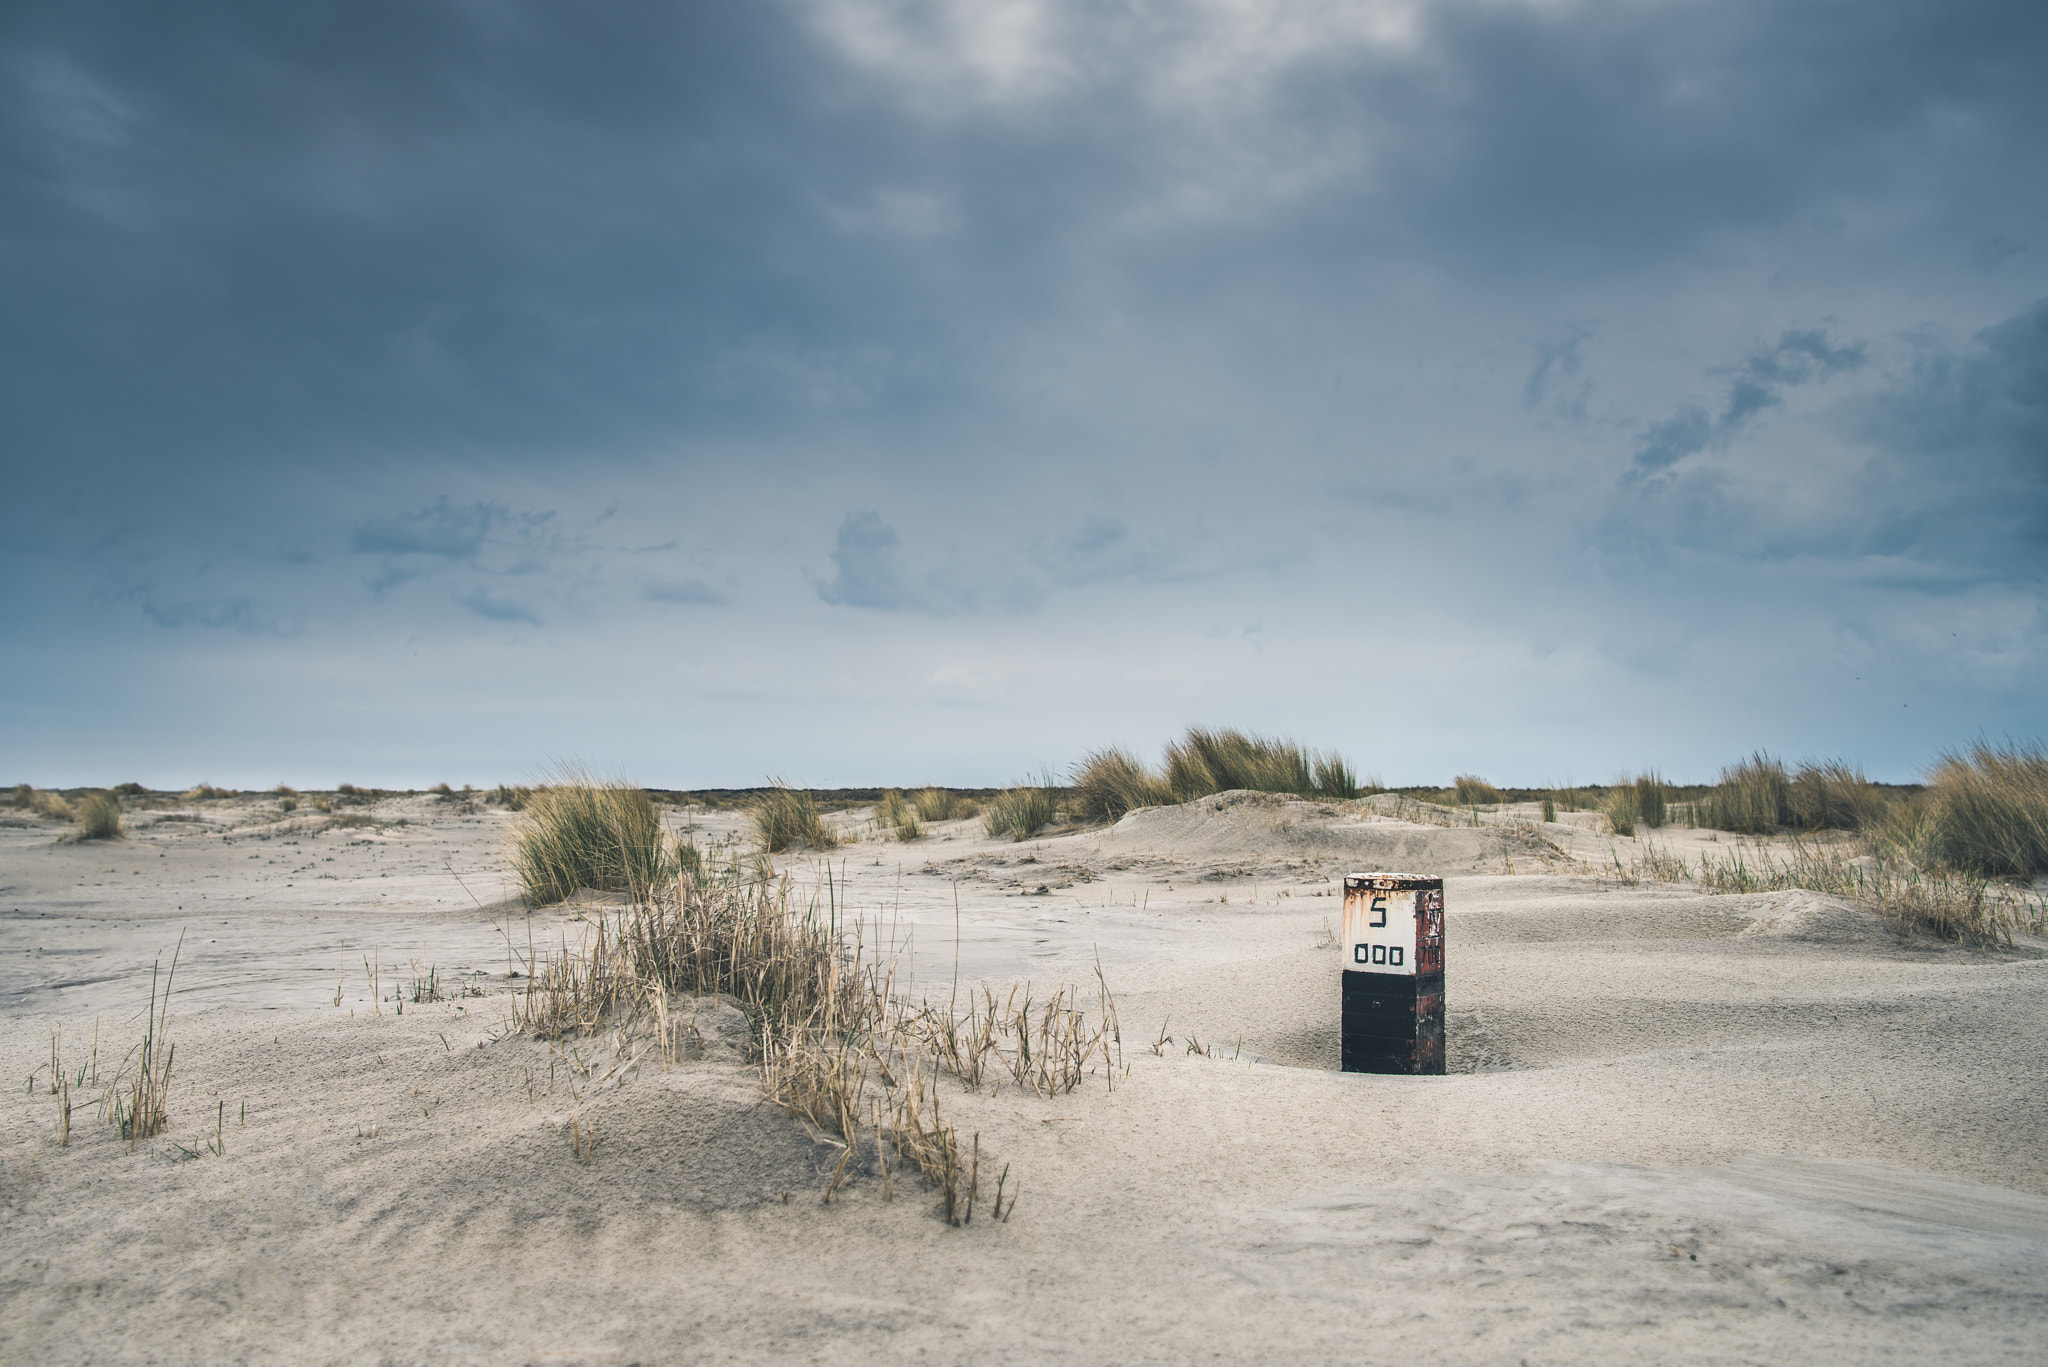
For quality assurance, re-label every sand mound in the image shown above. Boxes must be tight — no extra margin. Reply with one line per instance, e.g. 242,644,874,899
1736,889,1901,946
1102,788,1560,871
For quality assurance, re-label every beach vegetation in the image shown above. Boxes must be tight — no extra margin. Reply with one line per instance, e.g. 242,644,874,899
1453,774,1501,806
514,851,1107,1222
1911,739,2048,876
912,787,971,822
983,778,1059,840
878,789,923,841
21,787,75,822
1068,727,1364,824
1071,747,1173,823
75,792,124,840
511,773,676,904
750,782,839,853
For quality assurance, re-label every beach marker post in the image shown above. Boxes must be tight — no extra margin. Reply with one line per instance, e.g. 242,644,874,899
1339,873,1445,1074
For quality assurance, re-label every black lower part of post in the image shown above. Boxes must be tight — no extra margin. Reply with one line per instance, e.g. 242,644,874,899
1341,970,1444,1075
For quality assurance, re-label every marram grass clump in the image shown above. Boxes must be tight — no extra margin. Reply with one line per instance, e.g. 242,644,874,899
1071,747,1173,823
878,790,923,842
1917,739,2048,876
511,774,676,905
1070,727,1364,824
75,791,123,841
983,781,1059,841
751,783,839,853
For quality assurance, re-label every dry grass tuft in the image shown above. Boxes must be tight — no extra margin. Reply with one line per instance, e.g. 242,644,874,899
183,783,231,801
878,790,924,841
1453,774,1501,806
1609,835,2043,946
1602,772,1667,837
911,787,967,823
511,848,1111,1223
510,772,676,905
75,792,123,840
751,782,839,853
21,787,75,822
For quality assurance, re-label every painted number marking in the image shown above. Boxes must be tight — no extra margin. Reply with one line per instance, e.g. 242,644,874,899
1354,944,1404,966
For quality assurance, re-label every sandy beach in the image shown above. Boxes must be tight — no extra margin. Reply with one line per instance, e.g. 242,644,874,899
4,792,2046,1365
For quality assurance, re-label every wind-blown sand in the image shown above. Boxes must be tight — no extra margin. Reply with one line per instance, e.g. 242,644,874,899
3,793,2045,1364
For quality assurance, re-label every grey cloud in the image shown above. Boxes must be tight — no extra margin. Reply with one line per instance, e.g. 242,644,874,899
814,510,914,610
1603,299,2047,580
1523,328,1594,421
351,498,498,559
643,579,727,607
1631,329,1867,478
456,589,540,625
349,497,564,594
118,584,296,635
1850,297,2048,558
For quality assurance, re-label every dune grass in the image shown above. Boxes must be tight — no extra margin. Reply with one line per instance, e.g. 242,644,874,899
878,789,923,841
911,787,972,822
107,935,181,1148
1071,747,1174,823
1912,739,2048,876
1694,754,1894,836
512,848,1101,1221
75,792,123,840
983,779,1059,841
1613,835,2042,946
510,774,677,904
1601,772,1667,837
750,782,839,853
1453,774,1501,806
1069,727,1363,825
19,786,75,822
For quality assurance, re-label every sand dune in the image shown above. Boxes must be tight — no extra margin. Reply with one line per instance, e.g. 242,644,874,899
3,794,2045,1364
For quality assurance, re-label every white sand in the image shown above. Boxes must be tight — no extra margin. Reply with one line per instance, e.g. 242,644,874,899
4,793,2046,1364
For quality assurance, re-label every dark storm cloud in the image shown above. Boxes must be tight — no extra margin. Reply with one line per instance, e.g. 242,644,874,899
1851,297,2048,561
1603,298,2047,584
7,0,2044,513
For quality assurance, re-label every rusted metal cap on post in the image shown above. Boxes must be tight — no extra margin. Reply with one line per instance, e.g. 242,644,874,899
1339,873,1445,1075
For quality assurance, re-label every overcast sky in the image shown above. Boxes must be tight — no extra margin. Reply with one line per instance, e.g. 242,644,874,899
3,0,2043,790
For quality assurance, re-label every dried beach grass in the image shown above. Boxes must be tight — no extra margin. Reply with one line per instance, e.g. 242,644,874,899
878,789,923,841
513,843,1117,1222
75,791,124,841
1609,836,2043,946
